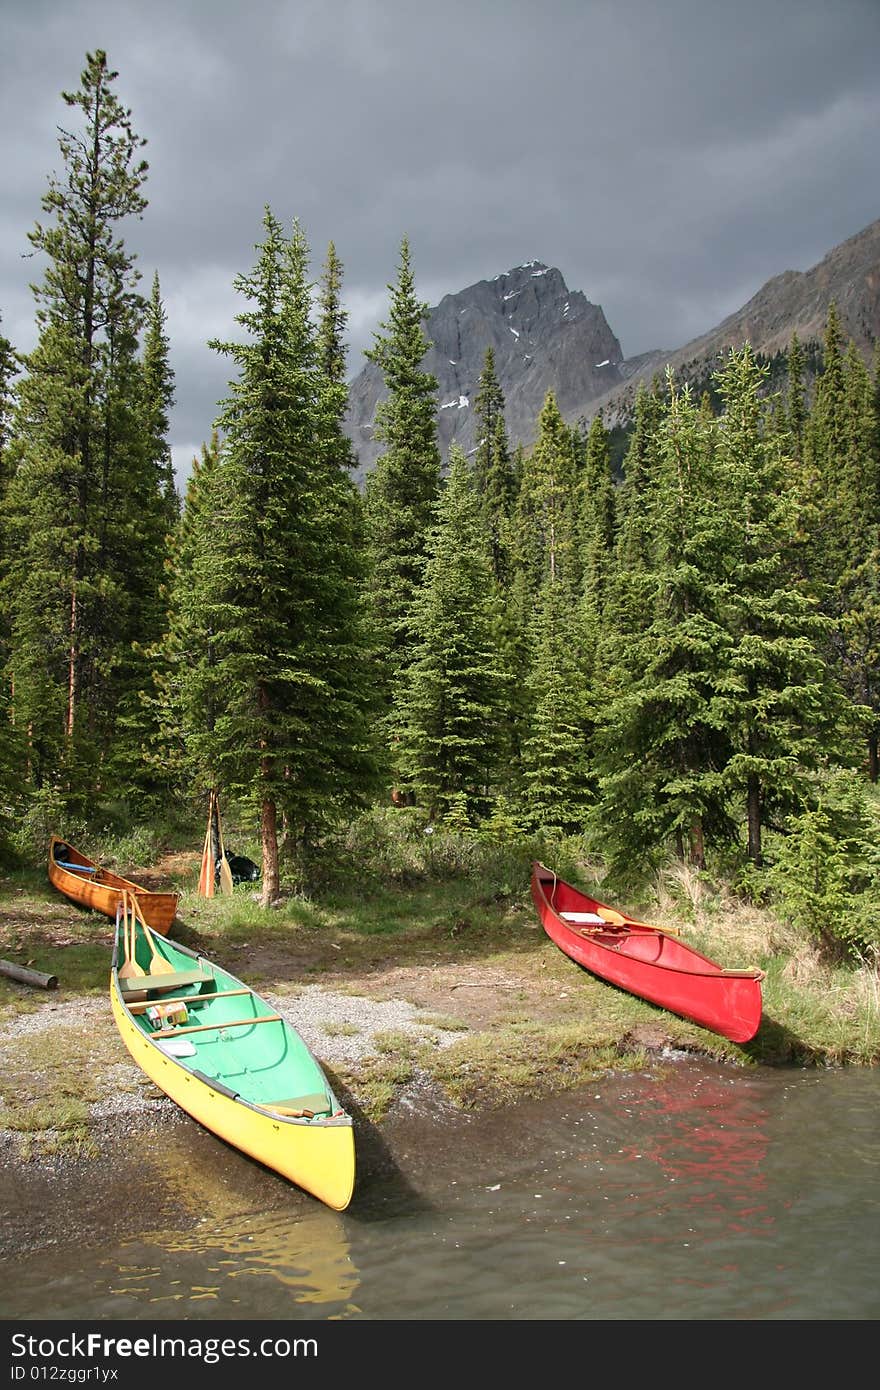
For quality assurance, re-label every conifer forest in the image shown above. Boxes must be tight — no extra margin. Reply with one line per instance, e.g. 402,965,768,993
2,52,880,959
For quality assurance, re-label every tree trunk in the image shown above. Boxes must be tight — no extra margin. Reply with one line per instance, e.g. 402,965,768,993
747,772,762,865
674,826,685,860
66,585,77,740
689,817,705,870
260,793,279,908
868,731,878,784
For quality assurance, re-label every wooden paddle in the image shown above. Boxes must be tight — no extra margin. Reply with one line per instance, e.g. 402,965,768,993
197,792,216,898
116,893,146,982
213,792,234,897
131,894,175,976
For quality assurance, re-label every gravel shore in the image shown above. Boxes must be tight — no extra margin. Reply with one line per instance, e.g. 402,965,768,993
0,983,462,1136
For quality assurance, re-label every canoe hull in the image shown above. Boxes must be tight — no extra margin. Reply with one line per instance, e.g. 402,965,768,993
49,836,178,935
531,862,763,1044
109,909,355,1211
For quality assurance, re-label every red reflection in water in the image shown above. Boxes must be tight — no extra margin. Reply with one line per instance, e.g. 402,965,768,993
597,1074,788,1247
612,1076,769,1186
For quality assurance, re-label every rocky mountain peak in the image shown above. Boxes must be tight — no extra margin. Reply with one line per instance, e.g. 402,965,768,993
344,261,624,483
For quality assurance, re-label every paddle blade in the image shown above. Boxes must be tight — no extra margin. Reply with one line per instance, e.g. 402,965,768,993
218,853,234,896
117,892,145,978
213,790,234,895
132,896,175,974
197,801,216,898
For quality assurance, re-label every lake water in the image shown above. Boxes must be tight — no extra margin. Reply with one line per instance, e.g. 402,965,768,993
1,1060,878,1323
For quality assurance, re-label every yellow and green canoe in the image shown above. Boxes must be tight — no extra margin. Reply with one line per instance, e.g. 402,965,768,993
110,892,355,1211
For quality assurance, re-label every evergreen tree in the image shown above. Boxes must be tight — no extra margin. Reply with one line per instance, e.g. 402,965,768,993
362,237,442,768
0,315,17,663
519,575,592,835
833,342,880,777
577,410,616,641
0,315,15,495
715,347,849,864
141,271,179,529
471,346,515,588
600,380,664,662
148,432,224,789
508,390,578,601
614,379,663,568
398,443,508,818
182,210,376,901
805,302,848,600
307,240,380,837
0,315,22,853
786,332,808,459
506,391,579,781
594,374,732,876
4,50,156,796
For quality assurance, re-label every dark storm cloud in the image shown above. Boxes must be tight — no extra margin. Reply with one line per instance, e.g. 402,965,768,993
2,0,878,482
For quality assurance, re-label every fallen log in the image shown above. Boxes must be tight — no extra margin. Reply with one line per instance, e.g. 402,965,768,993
0,959,58,990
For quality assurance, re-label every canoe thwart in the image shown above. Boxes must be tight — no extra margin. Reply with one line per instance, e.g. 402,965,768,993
720,967,766,979
152,1013,282,1037
120,968,212,994
127,987,249,1014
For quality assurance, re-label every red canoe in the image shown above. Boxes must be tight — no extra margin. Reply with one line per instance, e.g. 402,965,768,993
530,861,764,1043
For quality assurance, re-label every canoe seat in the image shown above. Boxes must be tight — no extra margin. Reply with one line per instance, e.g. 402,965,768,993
560,911,605,925
260,1092,331,1118
120,969,212,995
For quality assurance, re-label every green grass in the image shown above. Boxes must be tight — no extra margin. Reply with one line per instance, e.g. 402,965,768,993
3,810,880,1139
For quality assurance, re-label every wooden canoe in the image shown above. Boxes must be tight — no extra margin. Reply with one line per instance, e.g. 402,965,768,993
110,892,355,1211
48,835,179,935
530,861,764,1044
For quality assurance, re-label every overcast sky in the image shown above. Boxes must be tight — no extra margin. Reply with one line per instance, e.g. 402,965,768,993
2,0,878,484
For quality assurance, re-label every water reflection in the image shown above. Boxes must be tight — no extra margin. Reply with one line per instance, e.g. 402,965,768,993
104,1124,361,1317
106,1207,360,1315
1,1064,877,1320
608,1071,774,1240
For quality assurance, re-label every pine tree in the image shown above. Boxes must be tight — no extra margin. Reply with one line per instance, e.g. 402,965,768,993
141,271,179,529
362,237,442,768
577,410,616,645
593,373,732,877
148,432,224,789
5,50,156,796
832,342,880,777
600,380,664,665
506,391,579,783
397,443,509,818
508,391,578,601
307,240,380,836
181,210,376,901
805,302,848,601
715,346,848,864
0,315,16,664
471,346,515,588
786,332,808,459
614,380,663,566
0,314,22,851
519,575,592,835
0,315,14,496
